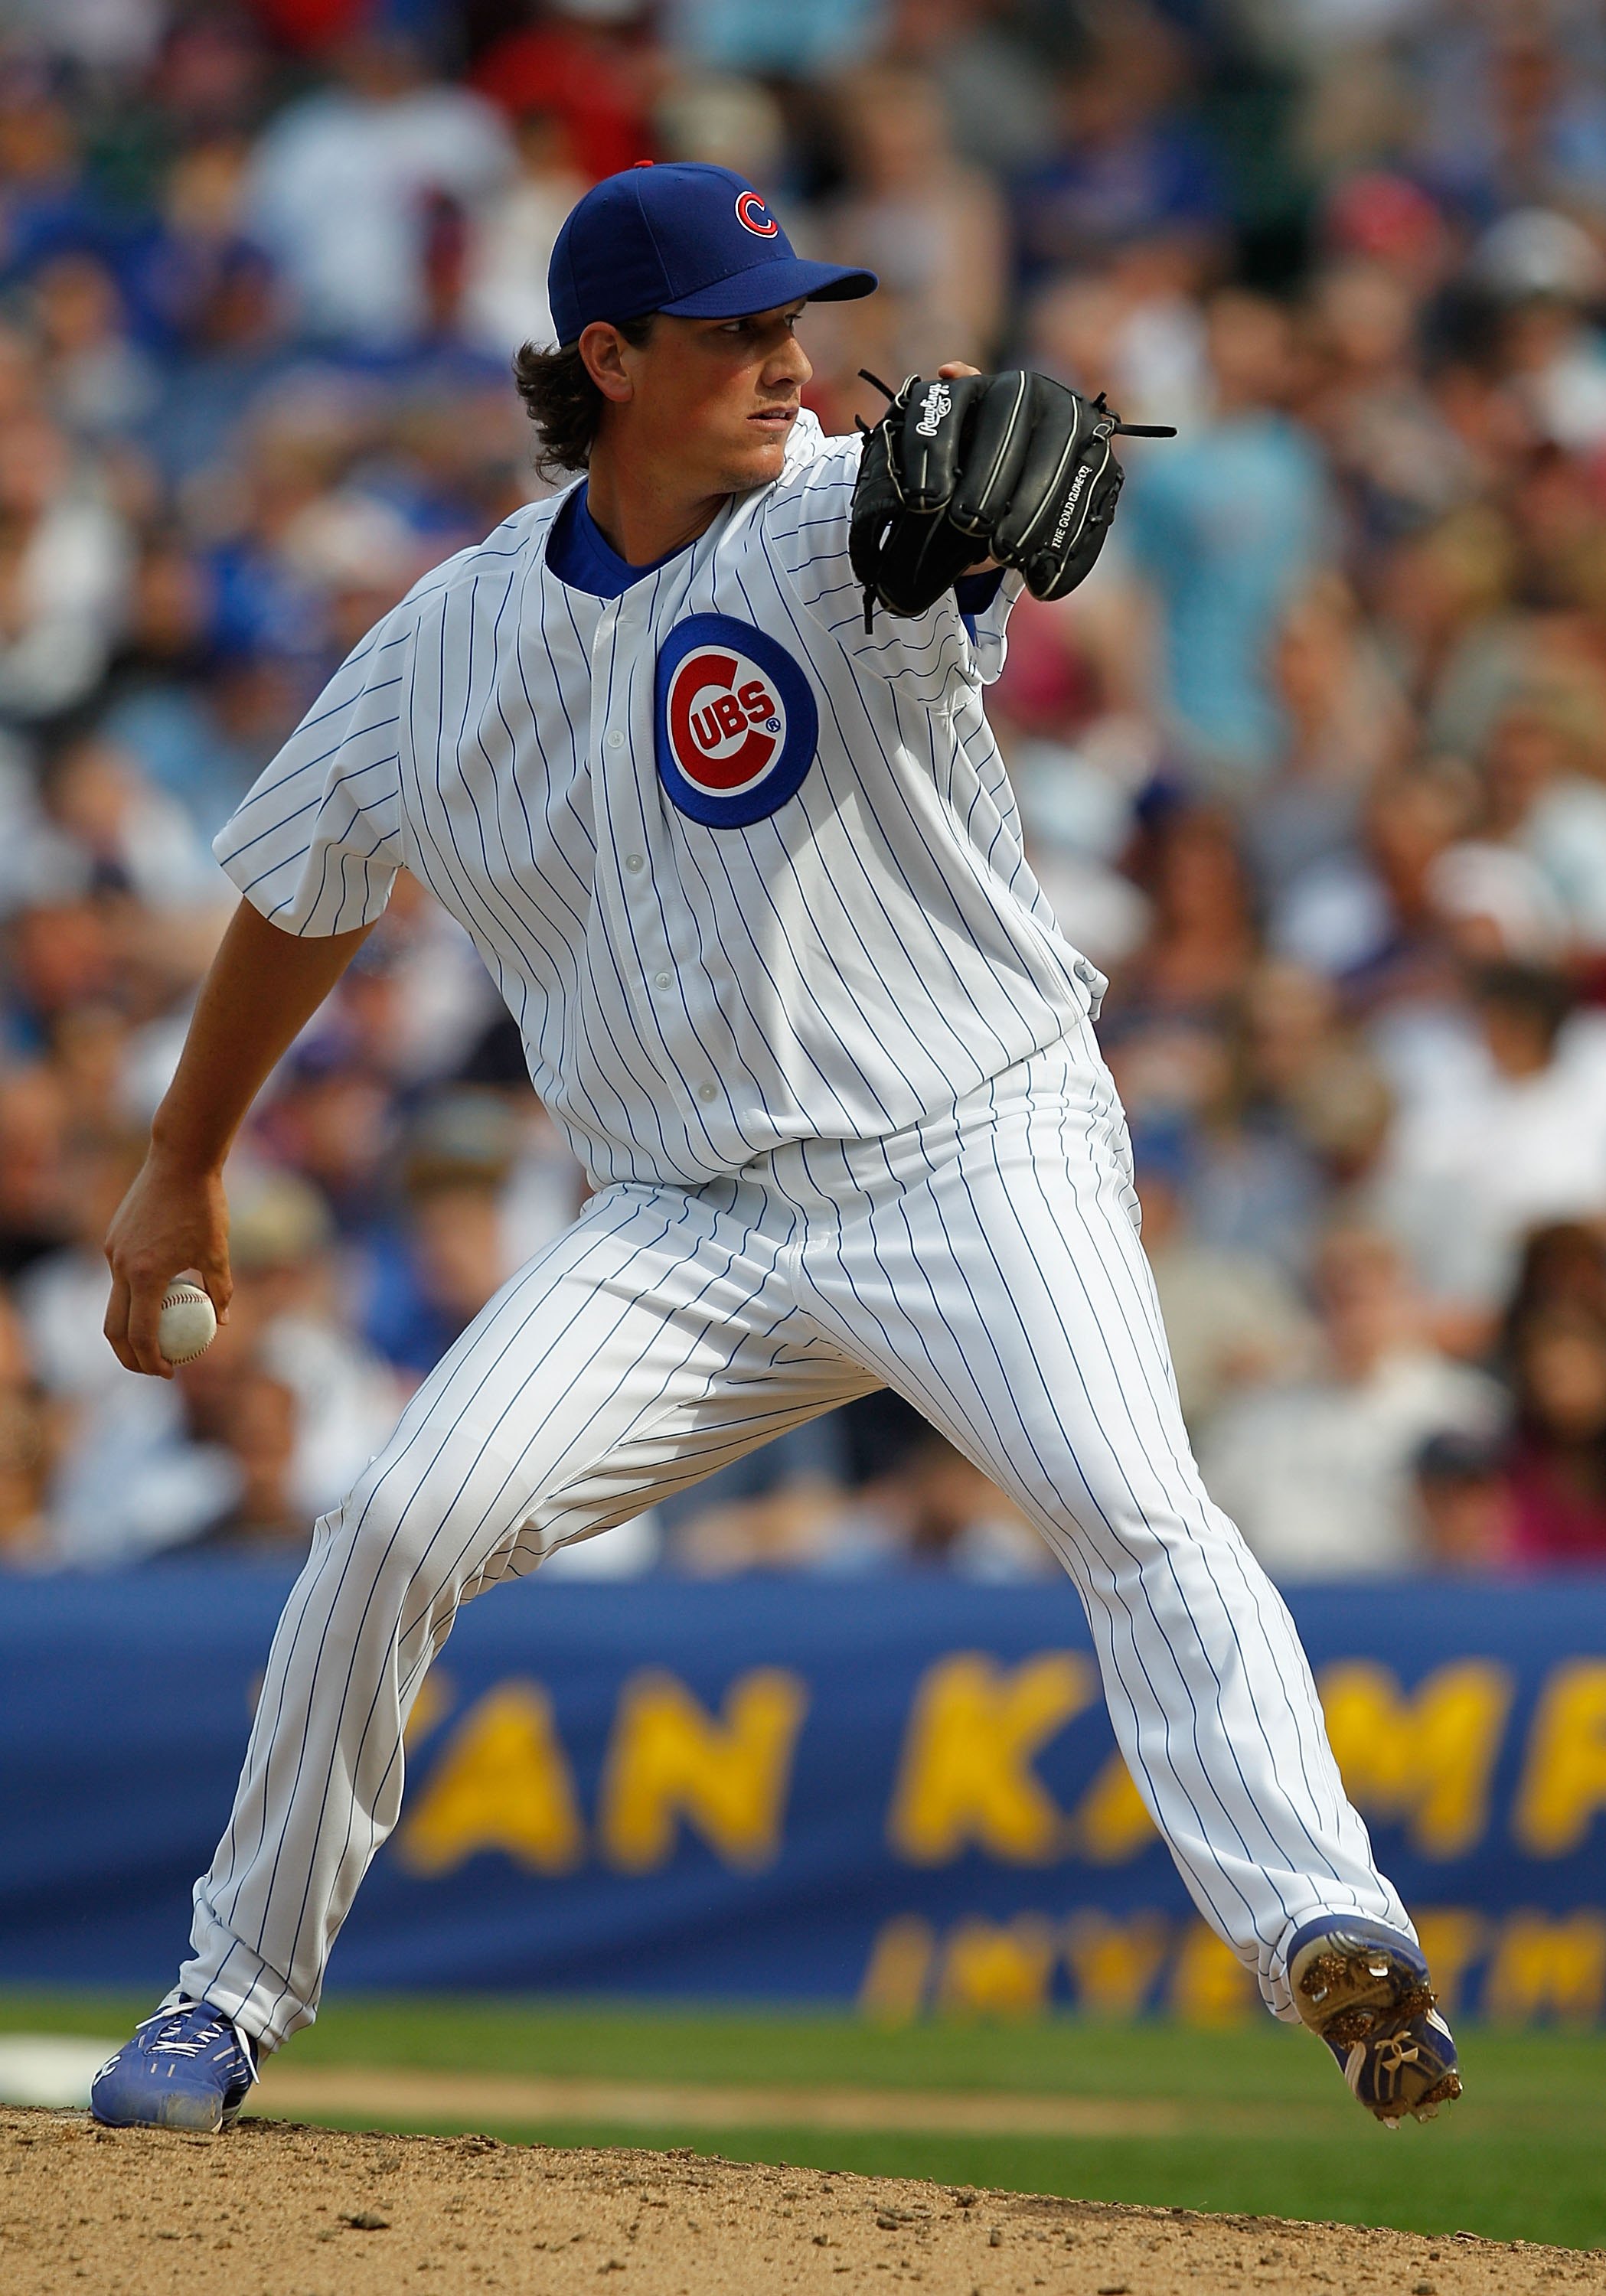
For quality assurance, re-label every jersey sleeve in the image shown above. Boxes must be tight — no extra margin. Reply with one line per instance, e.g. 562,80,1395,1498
762,429,1025,703
211,609,411,935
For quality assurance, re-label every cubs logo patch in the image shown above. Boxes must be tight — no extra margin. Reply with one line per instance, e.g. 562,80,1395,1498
654,615,818,828
734,189,779,237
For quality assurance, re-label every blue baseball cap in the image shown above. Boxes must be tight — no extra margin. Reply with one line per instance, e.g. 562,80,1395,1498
548,162,876,347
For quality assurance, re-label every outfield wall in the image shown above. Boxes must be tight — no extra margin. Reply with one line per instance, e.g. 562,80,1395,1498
5,1570,1605,2024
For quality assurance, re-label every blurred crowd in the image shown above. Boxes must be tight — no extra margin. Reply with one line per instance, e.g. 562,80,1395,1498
3,0,1606,1580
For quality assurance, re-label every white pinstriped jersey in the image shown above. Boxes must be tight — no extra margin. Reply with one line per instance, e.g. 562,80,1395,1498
213,411,1109,1189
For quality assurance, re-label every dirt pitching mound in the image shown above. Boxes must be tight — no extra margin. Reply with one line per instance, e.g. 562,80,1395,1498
2,2104,1600,2296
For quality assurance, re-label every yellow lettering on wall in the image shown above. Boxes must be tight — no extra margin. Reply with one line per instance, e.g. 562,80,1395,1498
599,1666,808,1872
1318,1658,1513,1859
858,1916,936,2025
1411,1909,1487,2019
937,1916,1057,2020
1484,1912,1606,2025
1170,1923,1257,2027
888,1652,1096,1865
1063,1910,1169,2017
1513,1662,1606,1857
396,1680,583,1875
1073,1748,1160,1863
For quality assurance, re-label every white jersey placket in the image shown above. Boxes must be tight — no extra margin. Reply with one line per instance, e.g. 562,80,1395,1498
589,579,730,1156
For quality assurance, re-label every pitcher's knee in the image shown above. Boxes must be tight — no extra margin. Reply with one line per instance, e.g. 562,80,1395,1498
329,1434,544,1602
319,1464,462,1596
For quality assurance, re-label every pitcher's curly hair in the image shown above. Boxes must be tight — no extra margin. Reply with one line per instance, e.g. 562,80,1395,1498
514,315,657,482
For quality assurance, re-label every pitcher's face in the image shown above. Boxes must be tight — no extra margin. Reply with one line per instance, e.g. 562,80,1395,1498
580,302,812,496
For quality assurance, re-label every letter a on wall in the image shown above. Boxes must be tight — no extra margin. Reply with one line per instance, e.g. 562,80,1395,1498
396,1681,585,1874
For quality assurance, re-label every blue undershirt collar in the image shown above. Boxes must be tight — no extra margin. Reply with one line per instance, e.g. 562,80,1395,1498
547,481,690,598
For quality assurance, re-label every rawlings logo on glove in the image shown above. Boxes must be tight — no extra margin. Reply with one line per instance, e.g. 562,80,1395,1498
847,368,1175,628
913,380,953,438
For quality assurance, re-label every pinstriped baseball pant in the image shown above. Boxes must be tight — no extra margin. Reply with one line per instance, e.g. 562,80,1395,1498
175,1019,1409,2049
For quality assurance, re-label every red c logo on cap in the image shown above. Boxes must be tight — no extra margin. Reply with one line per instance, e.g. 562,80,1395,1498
735,190,779,238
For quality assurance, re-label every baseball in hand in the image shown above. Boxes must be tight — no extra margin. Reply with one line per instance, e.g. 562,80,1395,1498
158,1280,217,1366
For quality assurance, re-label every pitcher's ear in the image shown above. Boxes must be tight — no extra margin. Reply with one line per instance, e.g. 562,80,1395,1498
578,321,637,403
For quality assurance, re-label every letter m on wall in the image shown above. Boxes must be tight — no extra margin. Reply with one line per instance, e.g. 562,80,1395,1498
1318,1658,1513,1860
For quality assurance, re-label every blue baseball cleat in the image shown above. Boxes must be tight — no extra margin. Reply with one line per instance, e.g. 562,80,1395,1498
1287,1916,1461,2128
90,2001,258,2133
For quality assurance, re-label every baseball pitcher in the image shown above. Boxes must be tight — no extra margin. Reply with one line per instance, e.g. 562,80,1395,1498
90,164,1459,2135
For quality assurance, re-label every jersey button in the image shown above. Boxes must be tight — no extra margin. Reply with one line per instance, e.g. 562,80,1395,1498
653,970,671,990
606,729,625,748
697,1082,718,1102
625,853,645,872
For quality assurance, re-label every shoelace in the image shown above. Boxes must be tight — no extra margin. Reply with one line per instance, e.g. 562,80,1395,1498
148,2011,231,2060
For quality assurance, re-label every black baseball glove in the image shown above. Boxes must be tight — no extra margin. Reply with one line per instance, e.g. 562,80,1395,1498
848,369,1174,627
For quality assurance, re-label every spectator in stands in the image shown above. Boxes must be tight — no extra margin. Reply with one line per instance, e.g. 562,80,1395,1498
1273,758,1477,1012
244,28,513,348
15,1129,145,1404
49,1303,260,1564
1012,19,1224,292
0,408,131,722
1412,1429,1515,1572
464,106,586,362
0,1388,54,1566
0,1067,70,1278
0,1275,54,1565
1474,207,1606,455
1154,960,1390,1283
1122,291,1332,789
1505,1301,1606,1564
673,1426,1049,1580
1024,259,1206,438
1422,23,1606,243
138,137,292,487
671,1475,851,1576
1473,692,1606,953
1111,801,1258,1023
827,64,1007,377
867,1429,1051,1579
37,729,222,914
1242,577,1410,899
1377,963,1606,1325
181,1371,306,1562
1371,508,1527,758
224,1166,403,1521
254,1041,397,1239
1132,1122,1317,1434
1502,1221,1606,1340
1200,1226,1505,1578
473,1,659,180
0,63,97,291
667,0,873,80
95,533,251,831
31,254,160,447
361,1092,520,1382
1302,256,1474,540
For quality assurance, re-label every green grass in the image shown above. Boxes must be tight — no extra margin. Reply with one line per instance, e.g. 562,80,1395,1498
5,1989,1603,2252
